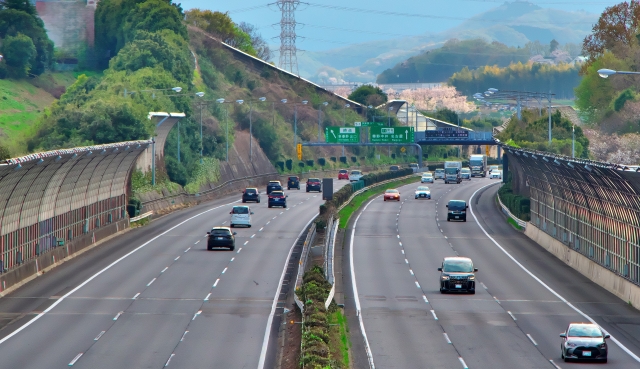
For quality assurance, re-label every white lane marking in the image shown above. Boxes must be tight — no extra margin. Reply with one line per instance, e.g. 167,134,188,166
430,310,438,320
259,227,264,232
481,282,488,290
401,250,405,255
280,212,283,215
251,234,256,238
549,359,562,369
440,229,443,233
194,240,199,244
258,213,319,369
454,251,458,256
222,267,228,274
444,236,448,239
443,332,452,344
222,221,227,224
69,353,83,366
161,267,168,273
94,331,105,341
396,235,400,239
266,221,270,225
508,311,517,321
237,248,242,254
399,242,402,246
174,256,180,261
527,333,538,346
180,331,189,342
147,278,156,287
192,310,202,320
409,269,414,276
184,247,191,252
437,223,440,227
165,353,175,367
415,281,421,288
230,257,235,262
244,241,249,245
132,293,140,300
348,198,377,369
272,216,277,220
423,295,428,304
113,311,123,321
404,259,409,264
204,293,211,301
213,279,220,287
458,357,469,369
469,182,640,363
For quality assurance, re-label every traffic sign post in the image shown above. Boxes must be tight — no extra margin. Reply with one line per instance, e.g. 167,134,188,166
325,127,360,143
354,122,385,127
297,143,302,160
369,127,414,143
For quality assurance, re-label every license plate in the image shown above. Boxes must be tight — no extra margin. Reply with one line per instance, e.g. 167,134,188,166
216,237,224,240
455,284,462,289
455,216,459,219
582,351,591,357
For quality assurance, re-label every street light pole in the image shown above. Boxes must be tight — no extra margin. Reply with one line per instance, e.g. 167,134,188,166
342,104,350,157
572,124,575,158
318,102,328,142
548,92,552,145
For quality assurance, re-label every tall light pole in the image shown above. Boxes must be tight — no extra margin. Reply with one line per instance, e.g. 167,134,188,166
158,90,205,164
572,124,575,158
342,103,350,157
216,98,228,161
236,97,266,161
387,106,393,157
291,99,308,148
318,101,328,142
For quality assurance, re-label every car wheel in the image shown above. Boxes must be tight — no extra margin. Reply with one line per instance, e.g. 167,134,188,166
230,224,234,228
463,218,467,222
248,225,251,228
447,218,450,222
268,204,272,208
384,198,386,201
561,348,564,360
207,246,212,251
229,246,235,251
242,200,246,203
257,199,260,203
306,189,309,192
600,359,607,363
469,290,475,294
440,289,446,294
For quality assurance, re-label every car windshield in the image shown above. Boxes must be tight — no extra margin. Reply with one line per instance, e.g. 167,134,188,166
268,181,280,185
423,173,432,177
351,171,361,175
245,189,256,194
386,189,399,194
339,170,347,174
490,166,498,170
445,168,458,174
448,201,466,211
232,207,249,214
271,191,284,196
417,187,429,191
435,169,444,173
443,259,474,273
568,325,602,337
461,169,470,173
309,178,320,182
288,177,298,180
211,229,231,236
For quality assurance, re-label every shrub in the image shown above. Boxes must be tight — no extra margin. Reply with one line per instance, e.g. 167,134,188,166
351,156,357,163
298,161,305,168
330,156,337,162
306,159,314,167
318,157,326,166
285,159,293,171
339,156,347,164
276,161,285,171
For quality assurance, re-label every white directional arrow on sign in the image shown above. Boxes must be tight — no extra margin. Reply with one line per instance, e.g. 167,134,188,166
331,130,337,139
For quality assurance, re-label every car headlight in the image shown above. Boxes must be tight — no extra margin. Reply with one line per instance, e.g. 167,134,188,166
468,276,475,280
599,343,606,349
566,343,577,348
441,276,449,280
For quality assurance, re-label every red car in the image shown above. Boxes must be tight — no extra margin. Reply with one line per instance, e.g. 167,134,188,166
383,189,401,201
338,169,349,180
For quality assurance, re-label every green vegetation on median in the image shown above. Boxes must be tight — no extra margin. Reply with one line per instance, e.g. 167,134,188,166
338,176,421,228
328,310,350,368
507,217,524,231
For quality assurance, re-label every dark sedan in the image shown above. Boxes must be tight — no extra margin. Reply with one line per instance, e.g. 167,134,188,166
306,178,321,192
268,190,287,208
242,188,260,203
560,323,609,363
287,176,300,190
438,257,477,294
267,181,282,194
207,227,236,251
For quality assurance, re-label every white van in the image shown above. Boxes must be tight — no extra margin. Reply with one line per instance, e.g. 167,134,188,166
230,205,253,228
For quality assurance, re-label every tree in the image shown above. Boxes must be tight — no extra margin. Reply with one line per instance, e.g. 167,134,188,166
238,22,271,61
348,85,387,106
185,9,256,55
2,33,36,77
0,143,10,160
582,1,640,64
388,86,474,113
525,40,546,56
0,9,53,76
123,0,187,46
0,0,37,15
549,39,559,54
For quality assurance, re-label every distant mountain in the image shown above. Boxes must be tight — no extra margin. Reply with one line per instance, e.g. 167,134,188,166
300,1,598,84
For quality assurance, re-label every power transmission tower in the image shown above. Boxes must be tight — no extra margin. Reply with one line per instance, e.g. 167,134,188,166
276,0,300,75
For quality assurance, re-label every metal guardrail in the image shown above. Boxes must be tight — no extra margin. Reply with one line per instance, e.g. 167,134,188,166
130,211,153,223
324,217,339,310
496,194,527,229
293,223,317,313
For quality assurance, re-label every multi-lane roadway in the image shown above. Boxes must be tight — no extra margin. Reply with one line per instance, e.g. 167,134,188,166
0,180,342,369
350,178,640,368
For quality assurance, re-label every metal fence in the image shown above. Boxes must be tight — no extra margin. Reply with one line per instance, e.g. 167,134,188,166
505,147,640,286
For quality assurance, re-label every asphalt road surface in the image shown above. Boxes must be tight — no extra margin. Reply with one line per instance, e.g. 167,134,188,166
350,177,640,368
0,179,343,369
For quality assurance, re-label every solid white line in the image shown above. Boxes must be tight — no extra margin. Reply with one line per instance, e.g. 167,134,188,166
423,295,428,304
161,267,168,273
222,267,228,274
184,247,191,252
257,213,319,369
213,279,220,287
527,333,538,346
469,182,640,362
237,248,242,253
165,353,175,367
94,331,105,341
244,241,249,245
180,331,189,342
415,281,421,288
348,198,377,369
194,240,199,244
192,310,202,320
481,282,488,289
549,359,562,369
113,311,123,321
430,310,438,320
409,269,414,276
443,332,452,344
68,353,83,366
508,311,517,321
459,357,468,369
204,293,211,301
230,257,235,262
132,292,140,300
147,278,156,287
493,296,500,304
174,256,180,261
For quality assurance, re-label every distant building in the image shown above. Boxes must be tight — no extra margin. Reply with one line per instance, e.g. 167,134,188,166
33,0,98,53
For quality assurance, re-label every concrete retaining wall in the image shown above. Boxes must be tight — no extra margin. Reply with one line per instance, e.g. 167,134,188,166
525,224,640,310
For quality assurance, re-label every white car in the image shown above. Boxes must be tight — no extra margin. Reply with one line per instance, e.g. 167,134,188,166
415,186,431,199
230,205,253,227
489,170,502,179
421,173,434,183
434,169,445,180
350,170,363,182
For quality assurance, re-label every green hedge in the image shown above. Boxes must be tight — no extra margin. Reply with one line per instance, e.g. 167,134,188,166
498,179,531,221
298,266,333,368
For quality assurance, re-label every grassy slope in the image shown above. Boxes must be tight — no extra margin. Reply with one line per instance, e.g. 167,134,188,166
0,72,83,155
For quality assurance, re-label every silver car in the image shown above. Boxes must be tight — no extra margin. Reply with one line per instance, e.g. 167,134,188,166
560,323,609,363
414,186,431,199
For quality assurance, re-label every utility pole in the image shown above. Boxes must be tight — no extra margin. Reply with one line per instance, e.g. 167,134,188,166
276,0,300,75
548,92,552,144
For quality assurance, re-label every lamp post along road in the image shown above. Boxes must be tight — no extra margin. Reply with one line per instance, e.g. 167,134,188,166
342,103,350,157
318,101,328,142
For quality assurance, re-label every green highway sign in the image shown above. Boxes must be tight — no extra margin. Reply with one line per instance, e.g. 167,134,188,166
325,126,360,143
369,127,415,143
354,122,385,127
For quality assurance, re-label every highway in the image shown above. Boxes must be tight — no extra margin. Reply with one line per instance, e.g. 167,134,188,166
350,178,640,368
0,180,342,369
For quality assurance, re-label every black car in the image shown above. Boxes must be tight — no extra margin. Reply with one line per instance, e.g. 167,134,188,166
267,181,282,194
306,178,321,192
207,227,237,251
242,188,260,203
560,323,609,363
268,190,287,208
446,200,468,222
389,165,400,171
287,176,300,190
438,257,477,294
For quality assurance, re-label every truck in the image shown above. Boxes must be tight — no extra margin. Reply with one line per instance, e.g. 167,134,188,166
444,161,462,184
469,154,487,177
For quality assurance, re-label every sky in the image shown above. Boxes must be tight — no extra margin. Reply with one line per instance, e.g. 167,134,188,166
178,0,621,52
